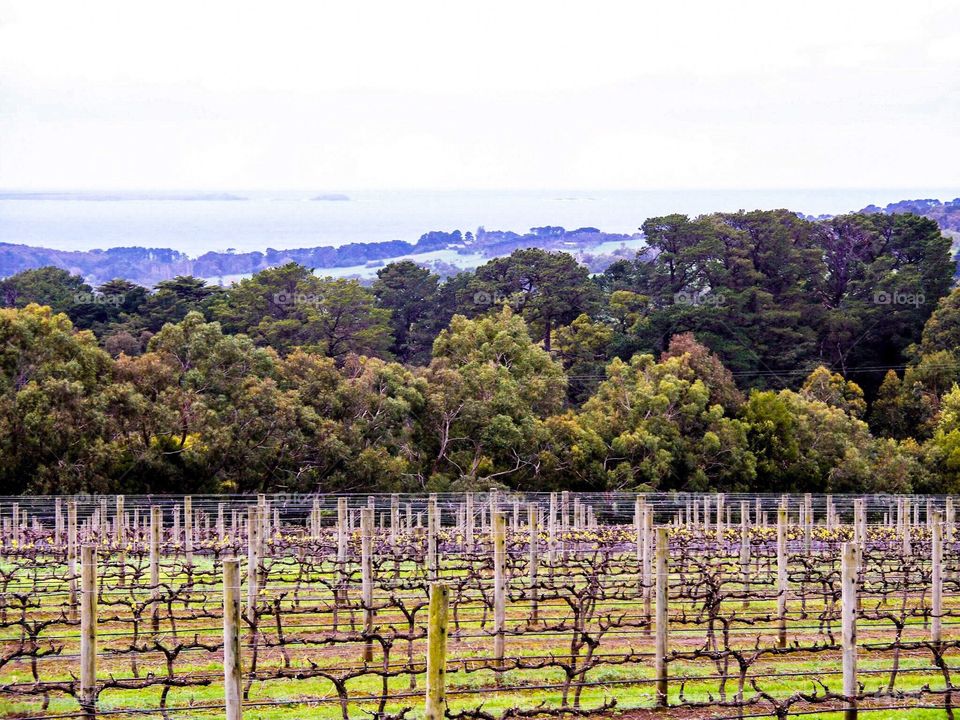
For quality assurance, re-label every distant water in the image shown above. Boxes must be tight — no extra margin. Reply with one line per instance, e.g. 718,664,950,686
0,188,956,255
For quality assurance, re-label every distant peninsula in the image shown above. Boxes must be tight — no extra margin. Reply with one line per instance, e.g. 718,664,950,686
310,193,350,201
0,226,639,286
0,197,956,287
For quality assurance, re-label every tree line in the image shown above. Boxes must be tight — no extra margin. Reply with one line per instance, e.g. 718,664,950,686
2,208,959,495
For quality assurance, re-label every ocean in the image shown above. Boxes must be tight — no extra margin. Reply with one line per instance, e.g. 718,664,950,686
0,188,956,255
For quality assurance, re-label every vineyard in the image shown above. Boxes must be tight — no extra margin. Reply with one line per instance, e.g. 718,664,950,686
0,492,957,720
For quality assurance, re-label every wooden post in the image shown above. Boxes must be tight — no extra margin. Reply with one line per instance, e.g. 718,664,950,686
654,527,669,708
80,545,97,717
841,542,858,720
560,490,570,540
115,495,125,545
465,492,475,552
903,497,912,555
361,507,375,662
222,558,243,720
528,503,539,622
635,496,644,589
642,505,653,634
336,497,348,608
947,498,955,544
777,506,788,648
548,492,557,567
246,506,259,621
150,506,161,633
390,493,400,549
424,583,449,720
55,497,63,546
740,500,750,609
183,495,193,567
493,510,506,683
932,511,943,646
68,500,78,620
427,495,438,579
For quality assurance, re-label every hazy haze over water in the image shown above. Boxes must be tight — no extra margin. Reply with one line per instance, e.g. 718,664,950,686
0,188,956,255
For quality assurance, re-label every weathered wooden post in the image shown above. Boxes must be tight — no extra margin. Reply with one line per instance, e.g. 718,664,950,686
841,542,858,720
493,510,506,684
642,505,653,634
427,494,438,579
80,545,97,718
222,558,243,720
715,492,724,540
740,500,750,609
946,497,955,543
183,495,193,568
246,506,259,621
903,497,912,555
424,583,449,720
777,506,788,648
548,492,557,568
635,496,644,589
68,500,78,620
528,503,539,622
55,497,63,547
560,490,570,539
150,506,161,632
655,527,669,708
361,507,375,662
465,492,475,552
115,495,125,543
932,510,943,646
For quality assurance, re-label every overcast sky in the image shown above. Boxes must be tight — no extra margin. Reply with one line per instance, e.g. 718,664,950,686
1,0,958,191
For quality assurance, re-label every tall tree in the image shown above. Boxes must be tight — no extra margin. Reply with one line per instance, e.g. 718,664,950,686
372,261,440,364
466,249,597,350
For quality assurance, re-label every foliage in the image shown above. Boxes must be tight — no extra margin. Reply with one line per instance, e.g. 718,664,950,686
0,208,958,493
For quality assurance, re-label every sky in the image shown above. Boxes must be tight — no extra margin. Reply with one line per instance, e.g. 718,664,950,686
1,0,958,191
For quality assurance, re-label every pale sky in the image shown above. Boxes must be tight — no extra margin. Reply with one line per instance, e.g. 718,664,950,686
1,0,958,190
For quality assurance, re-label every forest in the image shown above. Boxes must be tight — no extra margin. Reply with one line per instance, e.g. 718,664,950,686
2,208,960,496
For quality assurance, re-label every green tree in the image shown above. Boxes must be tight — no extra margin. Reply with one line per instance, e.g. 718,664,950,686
138,276,220,332
0,305,116,493
466,249,597,350
423,307,566,488
213,264,392,360
372,261,440,364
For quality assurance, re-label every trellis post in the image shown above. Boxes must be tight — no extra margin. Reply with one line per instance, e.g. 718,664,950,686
222,558,243,720
361,506,375,662
777,506,788,648
932,510,943,646
528,503,539,622
68,500,78,621
493,510,506,684
740,500,750,609
655,527,669,708
80,544,97,718
425,583,449,720
246,506,259,621
841,541,858,720
150,506,161,632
